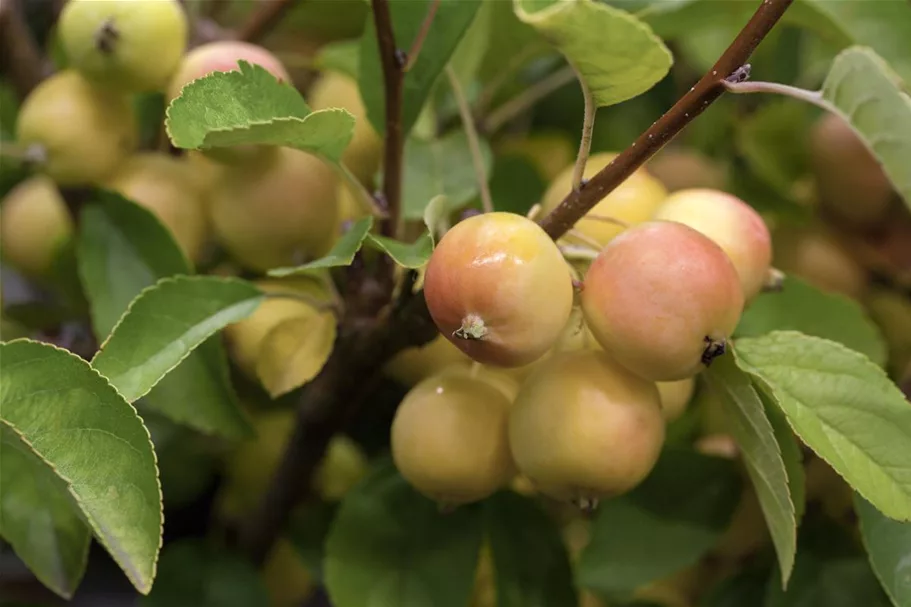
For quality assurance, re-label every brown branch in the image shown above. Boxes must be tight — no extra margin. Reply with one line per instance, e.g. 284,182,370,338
372,0,406,238
404,0,440,72
236,0,300,44
538,0,795,239
0,0,52,100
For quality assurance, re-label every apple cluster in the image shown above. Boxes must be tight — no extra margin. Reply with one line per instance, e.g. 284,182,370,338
391,153,774,510
1,0,381,284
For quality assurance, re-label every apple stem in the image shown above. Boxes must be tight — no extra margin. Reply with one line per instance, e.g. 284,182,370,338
570,64,595,193
574,495,600,513
454,314,488,341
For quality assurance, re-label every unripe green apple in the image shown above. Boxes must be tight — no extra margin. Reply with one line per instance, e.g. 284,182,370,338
773,226,869,300
391,372,515,506
541,152,668,247
657,377,696,422
646,147,728,193
0,176,74,278
15,70,137,186
58,0,188,93
864,288,911,378
423,212,574,368
312,435,368,502
582,221,745,381
653,188,772,300
105,153,209,262
810,112,895,229
307,71,382,186
209,147,340,271
508,350,665,506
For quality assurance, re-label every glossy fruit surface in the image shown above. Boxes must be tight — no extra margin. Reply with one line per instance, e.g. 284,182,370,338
653,188,772,300
105,153,209,262
59,0,188,92
391,372,515,505
424,212,573,367
541,152,668,246
209,148,339,271
15,70,137,186
0,176,73,278
307,72,382,186
508,350,664,505
581,221,744,381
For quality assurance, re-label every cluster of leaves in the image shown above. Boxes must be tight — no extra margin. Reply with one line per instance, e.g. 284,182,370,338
2,0,911,605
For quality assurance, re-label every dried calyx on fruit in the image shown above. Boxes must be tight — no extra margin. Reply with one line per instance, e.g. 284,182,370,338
423,212,574,368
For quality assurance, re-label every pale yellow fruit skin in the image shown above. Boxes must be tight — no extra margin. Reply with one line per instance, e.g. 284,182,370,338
0,176,74,278
657,377,696,423
263,538,315,607
308,72,382,186
541,152,668,246
16,70,137,186
508,350,665,502
210,148,340,271
313,435,369,501
58,0,188,93
105,153,209,262
494,131,575,181
223,276,330,378
384,334,472,387
653,188,772,300
646,147,728,193
391,373,515,505
773,226,868,300
167,40,291,102
436,362,522,403
423,212,574,367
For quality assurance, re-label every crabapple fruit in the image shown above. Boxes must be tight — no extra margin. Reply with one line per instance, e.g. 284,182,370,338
390,372,515,506
105,153,209,262
384,334,472,387
773,225,868,300
312,435,368,502
15,70,137,186
167,40,290,101
307,72,382,186
541,152,668,246
0,176,73,278
508,350,664,506
263,538,315,607
646,147,728,193
423,212,574,367
437,362,522,402
581,221,745,381
209,147,339,271
810,112,894,229
58,0,188,93
653,188,772,300
657,377,696,422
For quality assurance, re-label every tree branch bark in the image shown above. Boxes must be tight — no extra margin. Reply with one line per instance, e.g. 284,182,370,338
236,0,300,44
537,0,795,239
0,0,52,101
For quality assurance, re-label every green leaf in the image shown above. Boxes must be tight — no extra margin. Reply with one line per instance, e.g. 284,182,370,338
422,194,459,243
0,340,162,594
0,425,90,599
763,395,807,523
268,217,374,277
288,500,339,580
489,154,547,216
819,47,911,211
484,491,577,607
166,62,355,162
359,0,483,136
324,459,484,607
736,276,887,367
576,448,741,599
736,101,811,196
855,495,911,607
704,352,797,587
736,331,911,522
139,540,269,607
365,232,434,268
803,0,911,86
513,0,672,107
315,39,361,80
403,130,493,220
91,276,264,403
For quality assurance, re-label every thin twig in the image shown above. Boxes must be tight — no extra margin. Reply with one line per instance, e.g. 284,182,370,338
337,162,387,219
371,0,406,238
538,0,796,240
236,0,299,43
570,64,595,192
0,0,52,100
446,66,493,213
482,65,576,134
723,79,837,113
405,0,441,72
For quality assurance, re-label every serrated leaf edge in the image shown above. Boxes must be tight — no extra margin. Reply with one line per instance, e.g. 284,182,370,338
0,338,163,595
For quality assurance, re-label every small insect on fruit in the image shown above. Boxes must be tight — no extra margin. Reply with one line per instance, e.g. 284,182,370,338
423,212,575,368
